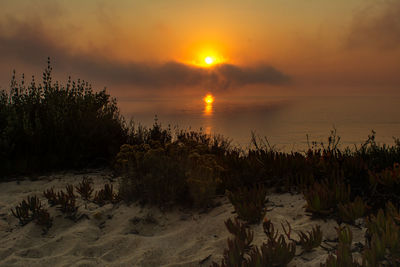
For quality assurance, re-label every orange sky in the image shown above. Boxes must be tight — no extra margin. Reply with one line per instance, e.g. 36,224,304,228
1,0,399,97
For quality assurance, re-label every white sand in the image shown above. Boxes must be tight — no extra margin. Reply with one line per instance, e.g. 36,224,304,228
0,170,366,266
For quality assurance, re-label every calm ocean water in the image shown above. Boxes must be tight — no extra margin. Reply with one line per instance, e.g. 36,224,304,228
118,95,400,152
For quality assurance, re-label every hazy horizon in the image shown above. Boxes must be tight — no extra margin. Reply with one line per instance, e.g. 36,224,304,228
1,0,400,150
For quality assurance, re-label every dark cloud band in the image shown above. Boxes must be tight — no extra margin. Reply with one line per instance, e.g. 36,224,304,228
0,17,290,91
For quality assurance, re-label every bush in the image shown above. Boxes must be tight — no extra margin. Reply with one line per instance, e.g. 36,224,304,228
116,130,225,208
0,59,127,176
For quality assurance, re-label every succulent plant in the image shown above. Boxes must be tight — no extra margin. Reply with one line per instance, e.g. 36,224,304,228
214,218,296,267
363,203,400,266
75,176,94,200
43,187,58,206
227,185,267,224
11,195,52,230
56,191,78,219
93,184,119,206
321,225,361,267
297,225,323,252
338,196,368,224
303,178,350,217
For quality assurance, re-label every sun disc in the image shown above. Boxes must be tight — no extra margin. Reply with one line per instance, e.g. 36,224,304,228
205,56,214,65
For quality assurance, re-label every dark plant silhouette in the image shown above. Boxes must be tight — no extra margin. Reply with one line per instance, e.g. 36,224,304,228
227,185,267,224
11,195,52,230
0,58,127,176
93,184,119,206
213,218,296,267
75,177,94,200
56,191,78,219
43,188,58,206
297,225,323,252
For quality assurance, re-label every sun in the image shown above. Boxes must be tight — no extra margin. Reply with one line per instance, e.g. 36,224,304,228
188,48,225,67
204,56,214,65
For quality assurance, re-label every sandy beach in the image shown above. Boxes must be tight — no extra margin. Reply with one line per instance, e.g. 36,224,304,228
0,170,366,266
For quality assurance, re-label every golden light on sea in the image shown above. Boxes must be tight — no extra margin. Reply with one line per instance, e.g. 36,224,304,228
204,94,214,104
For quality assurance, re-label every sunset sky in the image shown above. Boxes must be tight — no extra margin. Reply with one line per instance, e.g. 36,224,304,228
1,0,400,98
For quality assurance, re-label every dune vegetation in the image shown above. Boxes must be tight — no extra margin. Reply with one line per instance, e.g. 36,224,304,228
3,62,400,266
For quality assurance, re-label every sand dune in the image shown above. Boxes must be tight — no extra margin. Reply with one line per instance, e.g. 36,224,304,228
0,170,366,266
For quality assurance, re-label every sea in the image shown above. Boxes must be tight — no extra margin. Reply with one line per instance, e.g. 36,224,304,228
118,95,400,152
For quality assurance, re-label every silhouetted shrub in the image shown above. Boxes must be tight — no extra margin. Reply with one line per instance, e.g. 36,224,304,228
116,131,225,208
0,58,127,176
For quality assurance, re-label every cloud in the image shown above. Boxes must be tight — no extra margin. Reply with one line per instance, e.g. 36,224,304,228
74,60,290,91
347,1,400,50
0,16,290,91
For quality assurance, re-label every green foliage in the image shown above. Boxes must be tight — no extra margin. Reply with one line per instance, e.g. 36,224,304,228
0,59,127,176
116,142,189,206
11,195,52,229
116,131,225,208
338,196,368,224
227,185,267,224
303,177,351,217
186,152,224,207
297,225,323,252
321,226,361,267
363,203,400,266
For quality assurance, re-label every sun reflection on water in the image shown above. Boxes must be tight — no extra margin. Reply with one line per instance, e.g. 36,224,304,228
204,102,213,115
203,93,214,116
